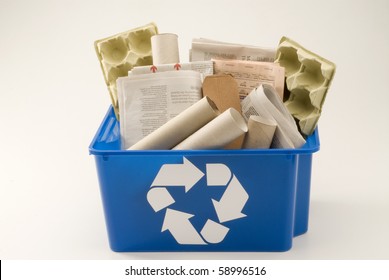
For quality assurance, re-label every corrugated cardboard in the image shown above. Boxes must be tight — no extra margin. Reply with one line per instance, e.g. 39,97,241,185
202,74,244,149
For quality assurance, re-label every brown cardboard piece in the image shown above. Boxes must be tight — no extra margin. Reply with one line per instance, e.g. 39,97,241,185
202,74,244,149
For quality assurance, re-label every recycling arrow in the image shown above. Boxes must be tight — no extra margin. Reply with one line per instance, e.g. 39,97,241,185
147,187,175,212
200,219,229,244
151,157,204,192
162,208,206,245
147,157,249,245
206,163,232,186
212,175,249,223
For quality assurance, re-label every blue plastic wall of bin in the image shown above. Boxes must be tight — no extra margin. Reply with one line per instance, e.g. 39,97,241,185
89,106,320,252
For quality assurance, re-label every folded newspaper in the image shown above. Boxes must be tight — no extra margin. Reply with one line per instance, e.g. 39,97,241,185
117,70,203,149
130,61,214,80
212,58,285,100
241,84,306,149
190,38,276,62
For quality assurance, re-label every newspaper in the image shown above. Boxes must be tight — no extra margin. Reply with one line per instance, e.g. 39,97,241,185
213,59,285,100
130,61,214,80
241,84,306,149
190,38,276,62
117,70,202,149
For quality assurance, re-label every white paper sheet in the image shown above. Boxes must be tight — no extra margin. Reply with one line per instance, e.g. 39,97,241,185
190,38,275,62
117,70,202,149
130,61,214,81
241,84,306,148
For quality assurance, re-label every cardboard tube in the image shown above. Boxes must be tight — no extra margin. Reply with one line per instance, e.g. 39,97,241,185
242,115,277,149
129,96,219,150
173,108,248,150
151,33,180,65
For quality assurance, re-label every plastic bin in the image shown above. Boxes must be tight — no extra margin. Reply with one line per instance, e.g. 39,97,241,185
89,106,320,252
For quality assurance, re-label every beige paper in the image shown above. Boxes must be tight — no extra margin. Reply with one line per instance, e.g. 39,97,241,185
151,33,180,65
173,108,247,150
242,115,277,149
213,59,285,100
202,74,241,114
202,74,243,149
129,97,219,150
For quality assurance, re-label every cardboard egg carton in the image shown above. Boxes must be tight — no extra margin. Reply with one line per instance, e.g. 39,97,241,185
275,37,336,136
95,23,158,119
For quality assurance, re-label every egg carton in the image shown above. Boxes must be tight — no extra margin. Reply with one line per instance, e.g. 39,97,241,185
275,37,336,136
95,23,158,119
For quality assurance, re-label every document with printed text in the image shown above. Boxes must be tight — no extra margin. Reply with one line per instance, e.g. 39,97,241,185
241,84,306,149
117,70,203,149
213,59,285,100
190,38,276,62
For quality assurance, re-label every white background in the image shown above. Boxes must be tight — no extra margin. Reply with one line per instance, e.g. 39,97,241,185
0,0,388,260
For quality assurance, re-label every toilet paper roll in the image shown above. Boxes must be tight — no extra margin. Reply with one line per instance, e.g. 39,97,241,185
129,96,219,150
151,33,180,65
173,108,248,150
242,115,277,149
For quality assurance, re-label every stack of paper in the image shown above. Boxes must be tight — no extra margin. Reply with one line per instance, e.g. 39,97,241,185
241,84,306,149
94,25,335,151
117,70,202,149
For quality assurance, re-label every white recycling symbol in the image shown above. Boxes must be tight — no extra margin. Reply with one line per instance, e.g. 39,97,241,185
147,157,249,245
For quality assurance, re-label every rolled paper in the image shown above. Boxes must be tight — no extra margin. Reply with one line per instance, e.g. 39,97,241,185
242,115,277,149
129,96,219,150
241,84,306,148
151,33,180,65
173,108,248,150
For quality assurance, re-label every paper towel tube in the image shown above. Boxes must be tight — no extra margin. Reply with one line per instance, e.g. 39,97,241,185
128,96,219,150
173,108,248,150
151,33,180,65
242,115,277,149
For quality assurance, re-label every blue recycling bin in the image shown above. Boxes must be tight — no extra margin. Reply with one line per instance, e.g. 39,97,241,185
89,106,320,252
